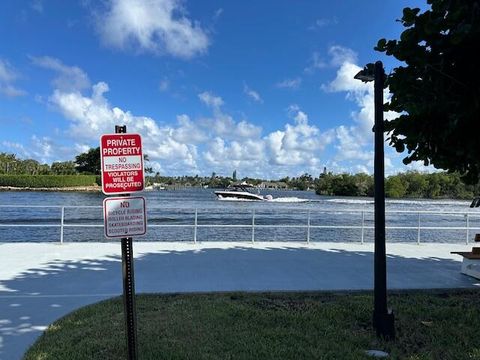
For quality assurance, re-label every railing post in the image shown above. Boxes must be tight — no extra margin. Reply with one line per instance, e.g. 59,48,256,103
60,206,65,244
251,209,255,243
193,208,197,244
361,211,365,244
417,212,421,245
307,210,311,244
466,213,470,245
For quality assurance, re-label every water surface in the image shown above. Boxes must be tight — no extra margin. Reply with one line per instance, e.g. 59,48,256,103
0,189,477,243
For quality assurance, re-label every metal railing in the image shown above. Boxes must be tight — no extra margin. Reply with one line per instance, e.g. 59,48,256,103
0,205,479,244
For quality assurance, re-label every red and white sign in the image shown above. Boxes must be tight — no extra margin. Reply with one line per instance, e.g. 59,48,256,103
103,197,147,238
100,134,144,195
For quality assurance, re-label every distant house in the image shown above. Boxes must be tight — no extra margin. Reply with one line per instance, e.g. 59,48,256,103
258,181,288,189
276,182,288,189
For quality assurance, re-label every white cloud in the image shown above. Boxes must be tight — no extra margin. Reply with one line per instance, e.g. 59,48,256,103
96,0,209,59
1,141,29,156
265,106,334,167
31,56,91,91
334,125,372,162
305,46,357,74
198,91,262,140
159,78,169,92
276,77,302,89
202,111,261,140
46,78,335,176
204,137,265,165
0,61,19,83
74,143,91,155
30,135,53,160
2,136,62,163
304,51,327,73
309,17,338,30
321,45,403,174
49,81,199,172
213,8,223,20
322,52,376,171
198,91,224,109
172,114,207,144
328,45,357,67
0,59,26,97
404,160,437,173
0,84,27,98
243,83,263,103
322,63,368,94
31,0,43,13
23,62,341,177
236,120,261,138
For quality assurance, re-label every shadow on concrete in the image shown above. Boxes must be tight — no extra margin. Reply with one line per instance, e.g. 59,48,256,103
0,245,478,359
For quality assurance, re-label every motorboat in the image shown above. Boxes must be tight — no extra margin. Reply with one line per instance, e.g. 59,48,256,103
144,183,165,191
214,182,272,201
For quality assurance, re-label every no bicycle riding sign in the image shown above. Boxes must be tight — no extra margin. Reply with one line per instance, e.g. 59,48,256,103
103,196,147,238
101,133,147,239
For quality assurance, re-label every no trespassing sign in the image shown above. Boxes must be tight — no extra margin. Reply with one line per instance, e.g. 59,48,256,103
100,133,144,195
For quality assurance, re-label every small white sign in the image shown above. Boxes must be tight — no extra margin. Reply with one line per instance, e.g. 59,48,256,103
103,197,147,238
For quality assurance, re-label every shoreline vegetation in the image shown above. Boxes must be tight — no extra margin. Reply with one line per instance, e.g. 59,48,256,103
0,185,101,192
1,151,478,199
0,171,478,200
0,175,99,189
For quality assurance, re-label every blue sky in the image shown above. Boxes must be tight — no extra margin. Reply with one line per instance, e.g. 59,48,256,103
0,0,428,178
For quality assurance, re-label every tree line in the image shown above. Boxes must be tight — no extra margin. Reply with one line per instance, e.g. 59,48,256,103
315,172,479,200
0,153,76,175
1,149,479,199
0,148,143,176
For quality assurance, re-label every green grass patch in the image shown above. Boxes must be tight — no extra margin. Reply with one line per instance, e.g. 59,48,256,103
24,290,480,360
0,175,98,188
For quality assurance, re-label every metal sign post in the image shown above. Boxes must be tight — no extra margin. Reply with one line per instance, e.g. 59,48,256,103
116,125,138,360
121,235,138,360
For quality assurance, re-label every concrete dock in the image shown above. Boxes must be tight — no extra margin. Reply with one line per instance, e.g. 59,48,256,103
0,241,478,359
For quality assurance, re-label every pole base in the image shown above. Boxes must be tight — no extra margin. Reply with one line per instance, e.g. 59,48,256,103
373,309,395,340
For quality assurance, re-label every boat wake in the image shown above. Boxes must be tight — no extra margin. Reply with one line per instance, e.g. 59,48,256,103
217,197,258,202
326,198,470,206
267,197,309,203
217,196,309,203
387,199,470,206
326,199,373,205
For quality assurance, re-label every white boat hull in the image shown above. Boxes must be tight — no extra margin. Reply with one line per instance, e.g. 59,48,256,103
214,190,265,201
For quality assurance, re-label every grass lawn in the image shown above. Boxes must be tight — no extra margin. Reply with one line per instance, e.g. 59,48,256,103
24,290,480,360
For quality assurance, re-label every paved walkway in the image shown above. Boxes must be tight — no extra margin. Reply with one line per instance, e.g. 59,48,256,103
0,241,477,359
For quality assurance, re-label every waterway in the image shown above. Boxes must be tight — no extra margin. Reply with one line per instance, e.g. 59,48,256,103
0,189,478,243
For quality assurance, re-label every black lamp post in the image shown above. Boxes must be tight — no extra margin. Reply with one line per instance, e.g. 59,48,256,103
354,61,395,339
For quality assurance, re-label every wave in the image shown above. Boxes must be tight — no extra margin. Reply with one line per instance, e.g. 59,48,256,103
268,197,310,203
217,196,310,203
387,199,470,206
325,198,471,206
325,199,373,205
217,197,259,202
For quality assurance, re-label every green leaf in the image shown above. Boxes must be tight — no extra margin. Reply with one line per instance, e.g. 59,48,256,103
402,7,420,26
375,1,480,183
375,38,387,51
